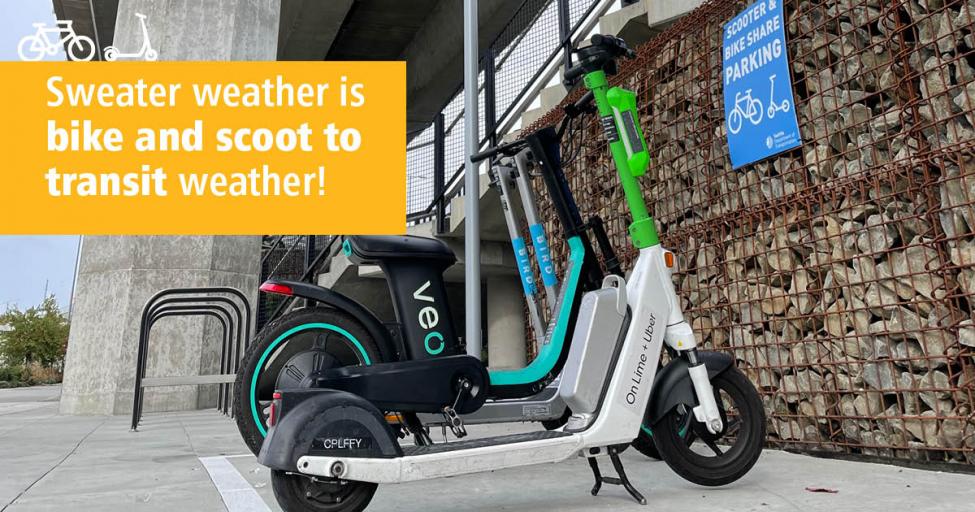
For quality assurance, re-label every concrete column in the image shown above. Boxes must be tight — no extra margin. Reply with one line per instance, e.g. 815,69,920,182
110,0,280,61
59,0,278,415
59,236,261,415
486,275,527,370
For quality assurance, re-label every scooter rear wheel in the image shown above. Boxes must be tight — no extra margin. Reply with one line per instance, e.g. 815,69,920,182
652,366,766,486
233,307,382,455
271,470,377,512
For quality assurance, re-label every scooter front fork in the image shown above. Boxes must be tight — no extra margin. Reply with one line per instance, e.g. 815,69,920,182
665,321,723,435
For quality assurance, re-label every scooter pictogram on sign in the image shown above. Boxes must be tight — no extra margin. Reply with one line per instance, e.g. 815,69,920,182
103,13,158,61
766,74,791,118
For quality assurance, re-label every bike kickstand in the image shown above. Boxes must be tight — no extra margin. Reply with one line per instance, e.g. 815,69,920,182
608,446,647,505
586,446,648,505
586,457,603,496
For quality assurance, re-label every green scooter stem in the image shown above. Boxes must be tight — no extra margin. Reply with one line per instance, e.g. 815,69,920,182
584,70,659,249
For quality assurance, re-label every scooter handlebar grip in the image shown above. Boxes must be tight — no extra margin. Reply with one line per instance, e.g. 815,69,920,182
563,65,586,84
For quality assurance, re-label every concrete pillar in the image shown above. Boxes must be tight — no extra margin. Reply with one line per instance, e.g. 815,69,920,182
110,0,280,61
59,236,261,415
59,0,278,415
486,275,527,370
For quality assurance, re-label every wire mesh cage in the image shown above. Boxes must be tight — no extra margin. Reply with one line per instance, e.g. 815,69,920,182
404,0,603,223
526,0,975,463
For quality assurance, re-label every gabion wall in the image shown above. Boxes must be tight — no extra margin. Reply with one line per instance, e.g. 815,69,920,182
528,0,975,463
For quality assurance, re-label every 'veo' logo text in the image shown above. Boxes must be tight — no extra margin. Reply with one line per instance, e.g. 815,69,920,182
414,281,444,355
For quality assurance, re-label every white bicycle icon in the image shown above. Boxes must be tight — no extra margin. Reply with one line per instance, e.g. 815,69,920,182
727,89,764,134
18,20,96,61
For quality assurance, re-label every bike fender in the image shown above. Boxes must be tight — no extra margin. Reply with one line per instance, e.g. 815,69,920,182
258,389,402,471
266,279,398,362
645,351,734,426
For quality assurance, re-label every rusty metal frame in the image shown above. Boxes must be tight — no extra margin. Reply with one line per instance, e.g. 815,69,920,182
523,0,975,463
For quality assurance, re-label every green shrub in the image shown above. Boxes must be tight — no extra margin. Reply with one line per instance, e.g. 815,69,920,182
0,364,26,384
0,295,69,372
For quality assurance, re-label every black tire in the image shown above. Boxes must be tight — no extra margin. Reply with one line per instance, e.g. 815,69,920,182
271,470,377,512
652,366,765,487
233,307,383,455
631,361,666,459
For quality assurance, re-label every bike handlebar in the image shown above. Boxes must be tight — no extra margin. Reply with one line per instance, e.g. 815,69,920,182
470,139,528,163
563,64,587,84
563,34,636,86
590,34,636,59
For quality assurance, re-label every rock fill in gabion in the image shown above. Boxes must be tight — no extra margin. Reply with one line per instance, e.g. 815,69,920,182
524,0,975,464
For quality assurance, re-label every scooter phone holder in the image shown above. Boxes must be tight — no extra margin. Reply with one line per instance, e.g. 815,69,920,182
605,87,649,177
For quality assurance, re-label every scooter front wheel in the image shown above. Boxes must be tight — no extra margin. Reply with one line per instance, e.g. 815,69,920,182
271,470,377,512
233,307,383,455
652,365,766,486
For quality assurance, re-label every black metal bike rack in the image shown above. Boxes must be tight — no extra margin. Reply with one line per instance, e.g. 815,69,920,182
131,287,252,431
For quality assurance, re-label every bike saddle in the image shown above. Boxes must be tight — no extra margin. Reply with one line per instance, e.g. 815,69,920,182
343,235,456,264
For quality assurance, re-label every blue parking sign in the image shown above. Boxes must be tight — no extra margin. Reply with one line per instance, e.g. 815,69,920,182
722,0,800,169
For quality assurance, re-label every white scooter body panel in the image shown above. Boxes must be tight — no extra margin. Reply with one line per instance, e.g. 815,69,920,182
295,247,679,484
579,245,673,446
299,434,583,484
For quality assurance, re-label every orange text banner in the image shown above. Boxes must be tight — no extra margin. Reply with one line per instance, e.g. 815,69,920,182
0,61,406,234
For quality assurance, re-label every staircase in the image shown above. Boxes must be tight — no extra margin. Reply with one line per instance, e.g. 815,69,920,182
312,0,707,368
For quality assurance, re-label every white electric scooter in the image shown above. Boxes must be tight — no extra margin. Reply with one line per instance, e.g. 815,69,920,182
255,35,766,512
104,13,158,61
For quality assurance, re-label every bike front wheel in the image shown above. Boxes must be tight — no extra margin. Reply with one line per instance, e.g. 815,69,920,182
652,366,766,487
67,35,96,61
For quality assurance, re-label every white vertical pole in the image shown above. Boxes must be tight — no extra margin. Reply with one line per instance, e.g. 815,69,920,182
463,0,482,359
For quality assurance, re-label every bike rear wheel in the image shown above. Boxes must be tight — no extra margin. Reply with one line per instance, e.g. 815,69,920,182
233,307,382,455
727,109,743,134
17,36,46,61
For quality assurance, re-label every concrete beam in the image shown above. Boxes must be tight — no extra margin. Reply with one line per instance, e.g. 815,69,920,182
277,0,353,60
402,0,535,134
53,0,119,59
599,0,705,47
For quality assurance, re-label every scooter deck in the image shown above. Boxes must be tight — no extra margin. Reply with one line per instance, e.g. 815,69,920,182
403,430,570,456
298,429,583,484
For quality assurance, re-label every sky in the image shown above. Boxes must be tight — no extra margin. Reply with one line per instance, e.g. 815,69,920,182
1,0,77,312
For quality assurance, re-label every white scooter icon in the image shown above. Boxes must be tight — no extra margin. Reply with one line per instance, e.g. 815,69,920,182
766,74,791,118
103,13,158,61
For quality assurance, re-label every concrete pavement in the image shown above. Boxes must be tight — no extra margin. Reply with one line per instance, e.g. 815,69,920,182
1,385,973,512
